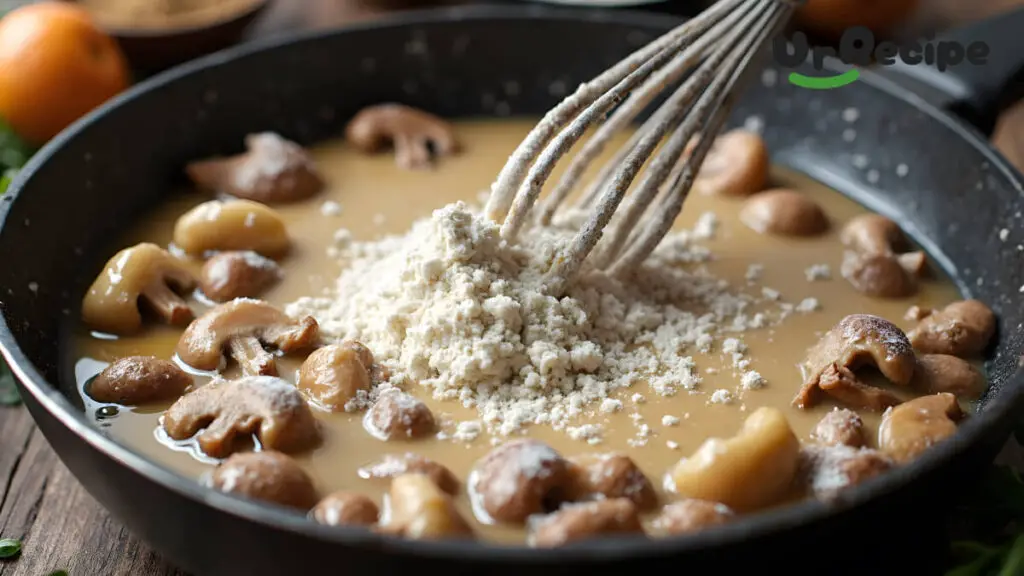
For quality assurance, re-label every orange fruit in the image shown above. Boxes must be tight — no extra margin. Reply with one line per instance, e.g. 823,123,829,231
0,2,129,145
796,0,919,40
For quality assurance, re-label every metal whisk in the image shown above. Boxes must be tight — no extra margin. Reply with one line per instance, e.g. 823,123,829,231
483,0,800,293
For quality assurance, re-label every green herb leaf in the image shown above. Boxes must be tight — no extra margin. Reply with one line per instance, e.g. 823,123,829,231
0,117,30,171
0,538,21,559
0,360,19,406
0,167,17,195
46,571,68,576
997,533,1024,576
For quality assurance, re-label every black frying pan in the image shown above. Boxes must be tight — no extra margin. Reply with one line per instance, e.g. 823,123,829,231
2,5,1024,576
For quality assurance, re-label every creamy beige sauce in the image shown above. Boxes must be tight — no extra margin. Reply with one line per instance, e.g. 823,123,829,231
71,119,966,543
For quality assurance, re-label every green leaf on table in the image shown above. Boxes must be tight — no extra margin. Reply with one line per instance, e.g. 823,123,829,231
0,538,21,559
0,167,17,195
46,571,68,576
997,533,1024,576
0,359,19,406
0,117,30,170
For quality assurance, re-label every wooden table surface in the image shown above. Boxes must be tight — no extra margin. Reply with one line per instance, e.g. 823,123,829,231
2,0,1024,574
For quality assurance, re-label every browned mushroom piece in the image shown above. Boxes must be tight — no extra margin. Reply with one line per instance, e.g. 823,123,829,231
838,215,927,298
691,129,769,198
376,473,474,540
81,242,196,335
162,375,321,458
840,252,918,299
175,299,319,377
528,499,645,548
298,344,372,412
567,453,657,511
173,199,291,258
311,491,380,527
345,104,459,170
87,356,193,406
797,444,894,500
910,354,986,399
810,408,866,448
357,453,459,495
340,340,391,385
650,499,735,536
208,451,319,510
469,439,573,524
363,389,435,440
738,189,829,237
199,251,283,303
878,392,964,464
186,132,324,204
907,299,996,358
793,314,916,410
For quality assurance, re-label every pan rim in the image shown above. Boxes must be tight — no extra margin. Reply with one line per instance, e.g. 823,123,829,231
2,3,1024,563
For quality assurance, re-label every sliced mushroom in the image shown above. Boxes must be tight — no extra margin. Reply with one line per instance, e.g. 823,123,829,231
840,252,918,299
162,375,321,458
199,251,283,303
797,444,893,500
650,499,735,536
529,499,644,548
469,439,573,524
907,299,996,358
567,453,657,511
311,491,380,527
668,407,800,513
186,132,324,204
87,356,192,405
839,215,926,298
81,242,196,335
345,104,459,170
739,189,829,237
358,453,459,495
692,129,769,198
911,354,986,399
172,199,290,258
878,392,963,464
208,451,318,510
793,314,916,410
298,344,372,412
363,389,435,440
175,299,319,377
810,408,866,448
377,473,474,540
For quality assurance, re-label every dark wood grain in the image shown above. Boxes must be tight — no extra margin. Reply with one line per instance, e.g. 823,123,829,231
2,0,1024,574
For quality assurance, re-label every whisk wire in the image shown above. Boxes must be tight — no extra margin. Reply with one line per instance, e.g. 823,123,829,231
483,0,737,224
609,6,794,276
484,0,800,293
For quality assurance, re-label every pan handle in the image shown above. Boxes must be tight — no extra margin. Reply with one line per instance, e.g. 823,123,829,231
873,6,1024,136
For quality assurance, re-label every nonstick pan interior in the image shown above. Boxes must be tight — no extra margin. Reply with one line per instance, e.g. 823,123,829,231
1,5,1023,575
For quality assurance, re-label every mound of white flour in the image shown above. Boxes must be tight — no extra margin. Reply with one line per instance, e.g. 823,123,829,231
286,201,791,441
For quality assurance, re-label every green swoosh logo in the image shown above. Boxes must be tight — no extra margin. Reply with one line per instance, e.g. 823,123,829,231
787,69,860,89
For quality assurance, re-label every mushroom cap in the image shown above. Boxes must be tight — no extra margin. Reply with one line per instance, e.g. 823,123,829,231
176,298,319,372
81,242,196,335
186,133,324,204
88,355,193,405
172,199,290,258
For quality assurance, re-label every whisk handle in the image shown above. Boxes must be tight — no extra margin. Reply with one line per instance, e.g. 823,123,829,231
877,6,1024,136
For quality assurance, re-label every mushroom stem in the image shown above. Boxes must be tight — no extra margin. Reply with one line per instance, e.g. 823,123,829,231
141,281,193,326
230,336,278,376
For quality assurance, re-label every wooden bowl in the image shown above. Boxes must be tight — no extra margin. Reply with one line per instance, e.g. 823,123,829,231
71,0,272,73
